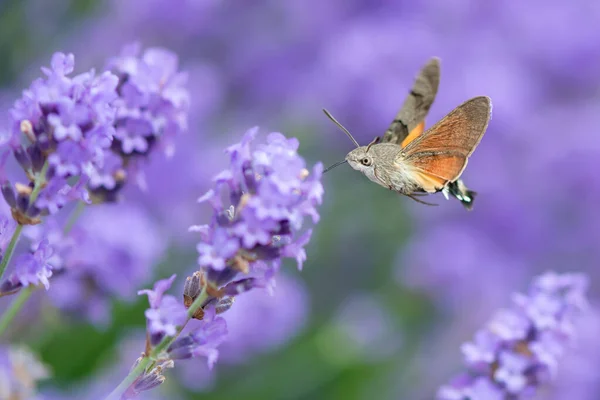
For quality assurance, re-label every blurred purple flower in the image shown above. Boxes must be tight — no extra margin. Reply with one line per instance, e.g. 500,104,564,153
437,272,589,399
218,273,309,364
0,213,16,254
46,205,165,324
0,345,49,400
88,44,190,203
399,224,527,312
3,52,118,219
546,307,600,400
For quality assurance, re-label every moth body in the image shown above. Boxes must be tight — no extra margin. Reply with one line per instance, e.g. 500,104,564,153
345,143,420,194
323,57,491,210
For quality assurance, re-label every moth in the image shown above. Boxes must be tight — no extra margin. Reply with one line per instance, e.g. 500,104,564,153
323,58,491,210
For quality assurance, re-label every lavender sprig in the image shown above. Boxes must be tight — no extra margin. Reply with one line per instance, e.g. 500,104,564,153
0,46,189,336
190,128,323,302
90,43,190,203
0,52,118,283
437,272,588,400
106,129,323,399
3,52,119,221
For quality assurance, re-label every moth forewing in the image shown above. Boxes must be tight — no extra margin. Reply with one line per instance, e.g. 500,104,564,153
383,57,441,145
400,96,491,186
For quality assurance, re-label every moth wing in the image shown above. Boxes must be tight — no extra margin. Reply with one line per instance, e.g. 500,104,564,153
411,169,448,193
399,96,491,189
400,121,425,148
382,58,440,145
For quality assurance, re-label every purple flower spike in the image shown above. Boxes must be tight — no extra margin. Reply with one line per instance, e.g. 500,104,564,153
5,52,119,219
108,43,190,158
85,44,190,203
194,128,323,283
437,272,589,400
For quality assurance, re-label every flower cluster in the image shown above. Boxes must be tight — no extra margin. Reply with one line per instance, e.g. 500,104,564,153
2,52,118,223
126,129,323,398
1,44,190,225
437,272,589,400
90,43,190,202
0,45,188,304
0,345,49,399
193,128,323,291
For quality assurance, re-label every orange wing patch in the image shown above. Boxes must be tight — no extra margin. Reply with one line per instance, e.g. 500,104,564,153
407,153,467,192
400,121,425,147
411,170,446,193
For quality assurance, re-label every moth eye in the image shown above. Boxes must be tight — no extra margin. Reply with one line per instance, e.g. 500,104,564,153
361,158,371,166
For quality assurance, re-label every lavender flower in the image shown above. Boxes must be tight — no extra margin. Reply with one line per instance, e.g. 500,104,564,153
2,52,118,221
437,272,589,400
1,45,190,219
123,358,175,399
139,275,188,344
0,345,49,399
129,274,227,398
181,128,323,357
192,128,322,294
167,313,228,368
0,238,54,295
89,43,190,203
115,130,322,398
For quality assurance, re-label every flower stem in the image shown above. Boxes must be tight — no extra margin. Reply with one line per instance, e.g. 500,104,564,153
0,200,88,337
28,162,49,205
0,224,24,280
105,286,209,400
0,285,34,335
0,162,49,281
63,201,86,234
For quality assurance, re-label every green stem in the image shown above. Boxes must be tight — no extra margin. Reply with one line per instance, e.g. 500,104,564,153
0,162,88,338
0,225,24,280
105,287,209,400
63,201,86,234
0,162,49,281
0,200,89,337
0,286,34,335
28,162,49,205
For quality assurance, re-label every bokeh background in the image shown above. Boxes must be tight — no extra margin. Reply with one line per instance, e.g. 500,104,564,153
1,0,600,399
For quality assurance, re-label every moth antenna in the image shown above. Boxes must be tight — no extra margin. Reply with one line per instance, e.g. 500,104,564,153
366,136,381,153
323,159,348,173
403,193,438,206
322,109,360,148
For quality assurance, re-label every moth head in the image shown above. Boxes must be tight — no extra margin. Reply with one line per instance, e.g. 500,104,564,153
346,146,374,172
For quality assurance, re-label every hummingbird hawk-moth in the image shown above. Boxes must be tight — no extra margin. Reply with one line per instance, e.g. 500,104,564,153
323,57,491,210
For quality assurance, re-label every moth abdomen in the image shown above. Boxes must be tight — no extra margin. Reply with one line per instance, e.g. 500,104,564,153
446,180,476,210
